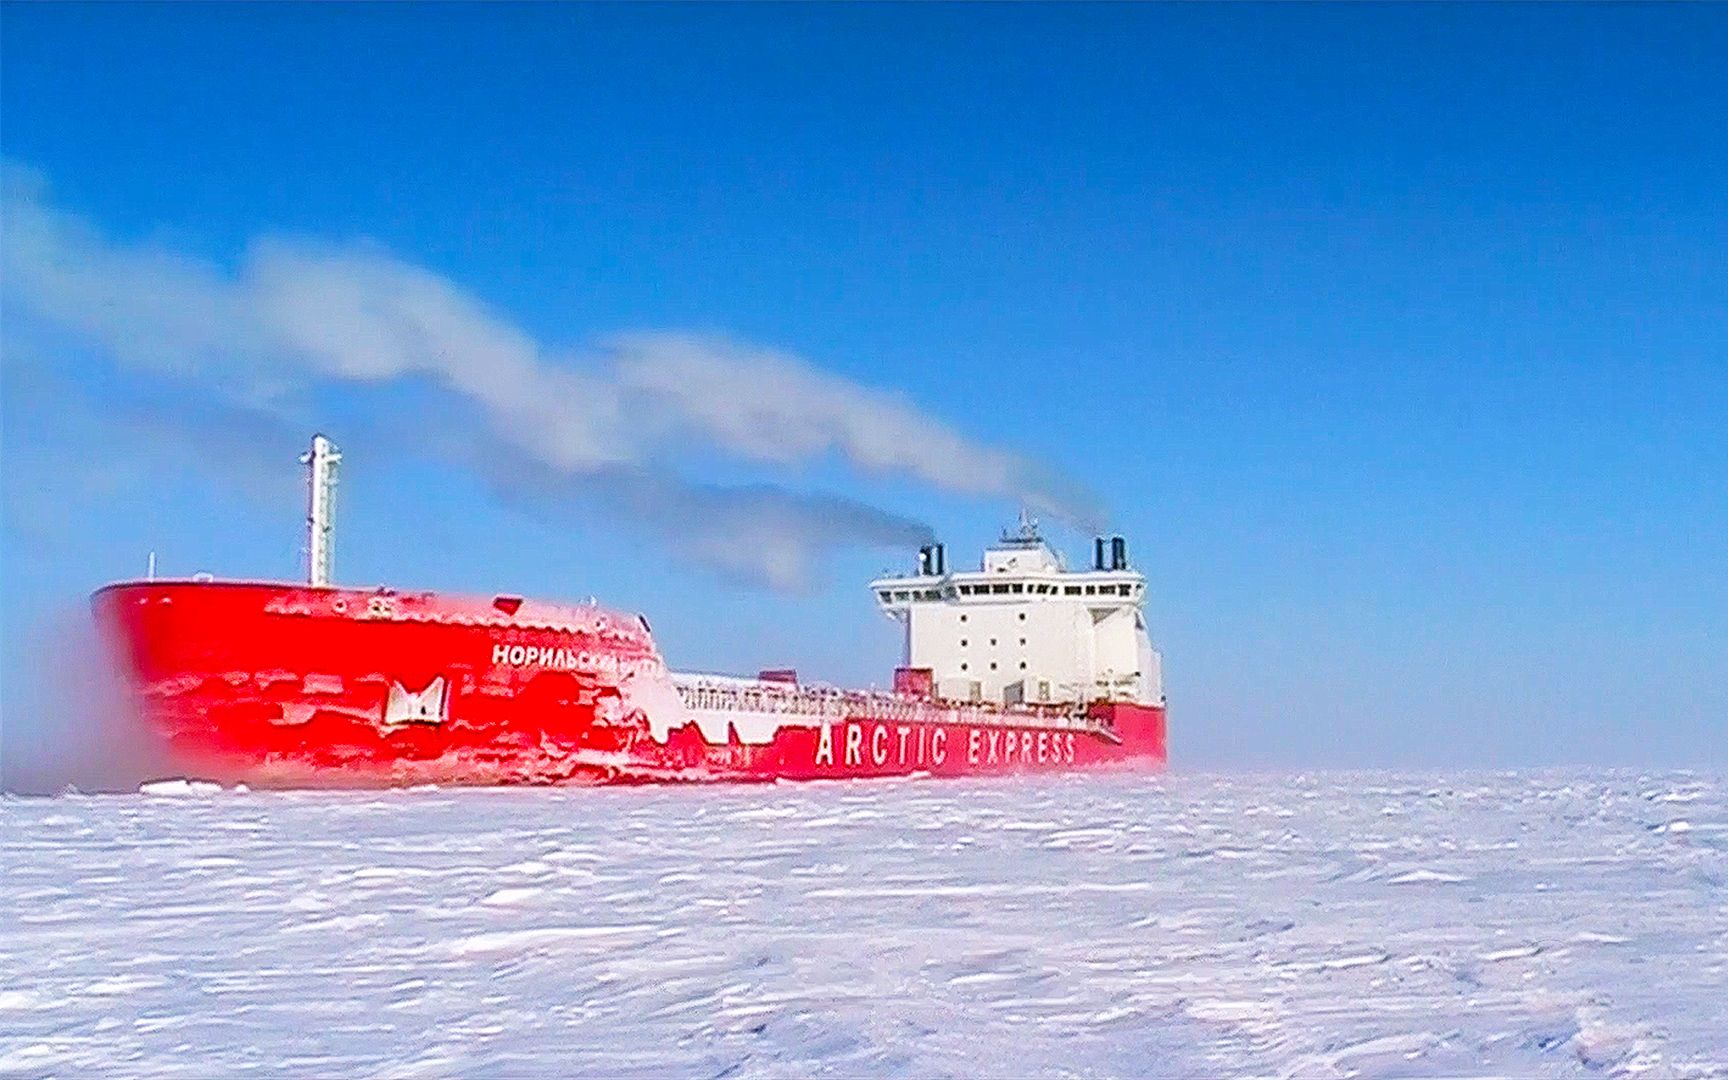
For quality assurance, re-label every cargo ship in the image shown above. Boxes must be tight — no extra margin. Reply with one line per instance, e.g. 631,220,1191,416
93,437,1166,786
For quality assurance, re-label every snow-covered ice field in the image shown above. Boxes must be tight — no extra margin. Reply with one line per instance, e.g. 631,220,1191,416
2,770,1724,1078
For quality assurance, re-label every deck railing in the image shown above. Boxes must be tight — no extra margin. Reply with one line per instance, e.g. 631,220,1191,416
671,676,1115,735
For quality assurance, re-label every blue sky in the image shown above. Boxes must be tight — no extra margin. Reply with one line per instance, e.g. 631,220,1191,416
3,4,1724,771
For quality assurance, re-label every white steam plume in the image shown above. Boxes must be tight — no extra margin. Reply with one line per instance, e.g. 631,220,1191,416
2,163,1101,587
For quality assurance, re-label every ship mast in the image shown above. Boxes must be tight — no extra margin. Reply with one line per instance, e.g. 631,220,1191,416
301,434,341,587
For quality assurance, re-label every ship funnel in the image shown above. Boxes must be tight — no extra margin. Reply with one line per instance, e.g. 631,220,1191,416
934,543,946,576
1093,537,1106,571
917,544,934,576
1111,536,1127,571
301,434,342,587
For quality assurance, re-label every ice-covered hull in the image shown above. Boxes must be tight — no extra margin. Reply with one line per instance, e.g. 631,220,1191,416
92,581,1166,787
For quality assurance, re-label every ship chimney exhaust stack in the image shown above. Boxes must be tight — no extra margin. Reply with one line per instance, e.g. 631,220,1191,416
301,434,342,588
1111,536,1127,571
1094,537,1106,570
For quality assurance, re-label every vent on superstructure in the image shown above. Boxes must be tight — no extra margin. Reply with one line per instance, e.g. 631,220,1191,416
916,543,949,576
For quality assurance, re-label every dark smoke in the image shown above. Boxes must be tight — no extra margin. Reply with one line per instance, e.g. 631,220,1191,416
490,461,935,593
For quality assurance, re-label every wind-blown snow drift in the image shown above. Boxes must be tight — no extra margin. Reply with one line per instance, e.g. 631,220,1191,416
1,770,1723,1077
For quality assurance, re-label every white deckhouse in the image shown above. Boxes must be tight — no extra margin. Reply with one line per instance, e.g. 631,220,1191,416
871,516,1163,708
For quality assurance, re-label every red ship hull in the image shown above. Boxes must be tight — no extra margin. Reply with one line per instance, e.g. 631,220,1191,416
93,581,1167,787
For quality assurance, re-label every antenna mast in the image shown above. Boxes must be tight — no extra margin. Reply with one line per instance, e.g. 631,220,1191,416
301,434,341,587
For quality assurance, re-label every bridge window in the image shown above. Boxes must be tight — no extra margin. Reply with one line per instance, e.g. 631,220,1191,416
878,591,891,602
992,583,1010,595
1065,585,1082,595
1011,583,1024,594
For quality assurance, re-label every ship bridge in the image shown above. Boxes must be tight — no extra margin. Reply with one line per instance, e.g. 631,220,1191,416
871,515,1163,708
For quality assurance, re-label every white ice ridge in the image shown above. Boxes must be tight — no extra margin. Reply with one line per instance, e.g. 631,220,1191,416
137,778,225,796
1,769,1724,1078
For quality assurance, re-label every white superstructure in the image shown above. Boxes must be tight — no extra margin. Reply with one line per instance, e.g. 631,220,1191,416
872,516,1163,708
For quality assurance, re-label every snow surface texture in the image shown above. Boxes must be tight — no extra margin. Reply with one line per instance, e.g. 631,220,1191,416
2,771,1724,1078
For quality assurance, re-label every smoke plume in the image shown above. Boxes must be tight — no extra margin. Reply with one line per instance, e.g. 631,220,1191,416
2,163,1100,588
